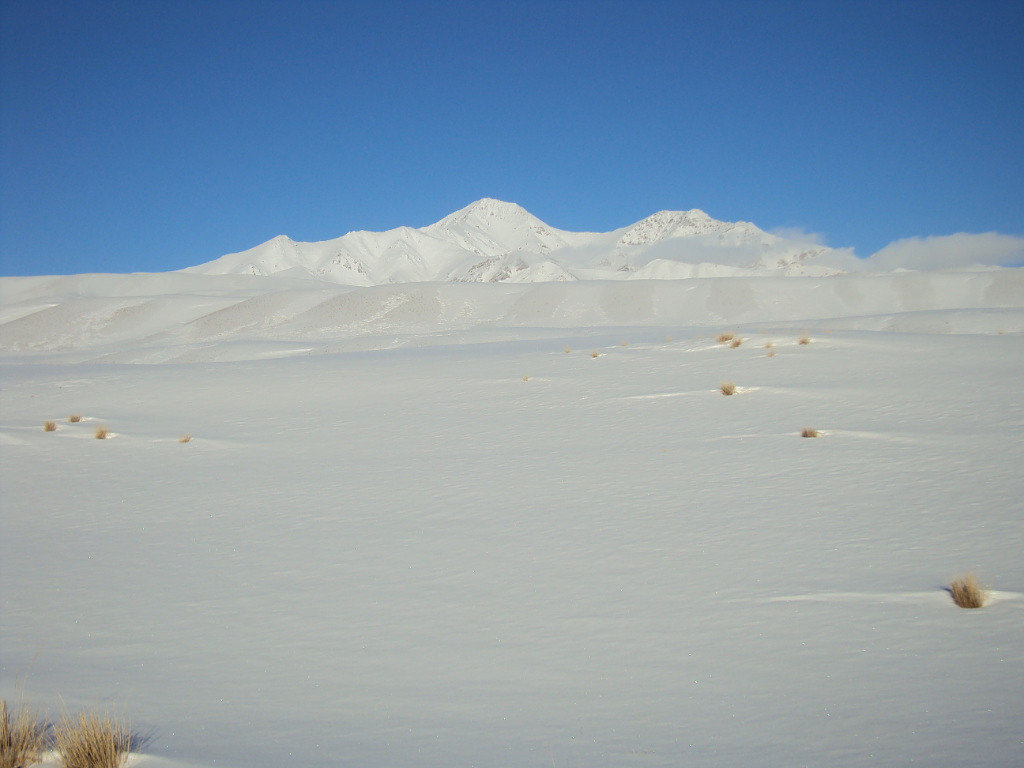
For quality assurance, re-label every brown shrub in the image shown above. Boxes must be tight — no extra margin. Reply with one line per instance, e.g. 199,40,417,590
801,428,819,438
798,336,811,345
178,435,192,444
716,332,735,344
949,573,987,609
68,415,82,423
591,351,600,358
729,338,743,348
43,421,57,432
94,427,108,440
720,382,736,396
0,699,45,768
54,710,130,768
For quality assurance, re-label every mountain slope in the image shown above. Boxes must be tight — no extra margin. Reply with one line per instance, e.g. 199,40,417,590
185,199,846,285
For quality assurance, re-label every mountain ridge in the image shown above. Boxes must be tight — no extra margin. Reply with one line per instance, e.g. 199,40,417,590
184,199,844,285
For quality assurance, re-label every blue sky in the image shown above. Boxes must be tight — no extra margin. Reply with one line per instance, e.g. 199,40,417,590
1,0,1022,276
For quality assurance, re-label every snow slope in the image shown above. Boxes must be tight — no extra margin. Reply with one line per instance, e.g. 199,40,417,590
183,199,843,284
3,268,1024,363
2,243,1024,768
2,320,1022,768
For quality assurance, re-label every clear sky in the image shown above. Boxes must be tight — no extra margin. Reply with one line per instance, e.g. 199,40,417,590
1,0,1022,276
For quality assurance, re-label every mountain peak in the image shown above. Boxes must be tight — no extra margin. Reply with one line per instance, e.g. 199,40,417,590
437,198,534,224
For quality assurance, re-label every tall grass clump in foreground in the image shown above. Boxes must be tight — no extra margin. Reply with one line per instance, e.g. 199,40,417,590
43,421,57,432
949,573,987,609
1,699,45,768
54,711,130,768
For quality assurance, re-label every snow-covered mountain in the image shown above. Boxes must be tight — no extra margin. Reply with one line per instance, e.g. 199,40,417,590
185,198,844,285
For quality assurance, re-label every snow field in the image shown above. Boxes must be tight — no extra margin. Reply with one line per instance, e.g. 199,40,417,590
2,323,1023,768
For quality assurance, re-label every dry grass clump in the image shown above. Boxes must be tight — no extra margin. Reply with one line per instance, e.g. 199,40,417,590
798,336,811,345
94,427,108,440
720,382,737,396
68,415,82,423
590,351,600,358
563,346,571,354
1,699,46,768
729,338,743,348
949,573,987,609
800,427,820,438
521,375,531,382
54,710,130,768
716,332,735,344
178,434,192,444
43,421,57,432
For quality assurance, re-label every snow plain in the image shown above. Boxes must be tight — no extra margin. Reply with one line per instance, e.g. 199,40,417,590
2,269,1024,768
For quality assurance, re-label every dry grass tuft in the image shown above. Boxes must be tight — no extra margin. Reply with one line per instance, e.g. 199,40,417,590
716,332,735,344
949,573,987,609
800,428,820,438
1,699,46,768
720,382,736,396
521,375,531,382
798,336,811,345
94,427,108,440
54,710,130,768
68,415,82,423
563,346,571,354
729,338,743,348
43,421,57,432
591,351,600,358
178,434,192,444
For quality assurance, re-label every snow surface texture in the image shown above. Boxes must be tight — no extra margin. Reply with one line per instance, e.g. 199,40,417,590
2,223,1024,767
182,198,844,284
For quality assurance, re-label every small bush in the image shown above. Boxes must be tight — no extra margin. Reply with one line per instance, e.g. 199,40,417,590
43,421,57,432
591,351,600,358
54,711,130,768
729,338,743,348
798,336,811,345
178,435,192,444
949,573,987,609
1,699,45,768
716,332,735,344
801,428,819,438
94,427,108,440
68,415,82,423
720,382,736,396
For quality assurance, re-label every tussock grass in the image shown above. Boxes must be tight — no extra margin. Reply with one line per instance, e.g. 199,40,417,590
521,375,531,382
1,699,45,768
729,338,743,348
54,710,130,768
720,382,737,396
94,427,108,440
801,428,820,438
178,435,192,444
591,351,600,358
716,332,735,344
43,421,57,432
798,336,811,345
68,415,82,423
949,573,987,609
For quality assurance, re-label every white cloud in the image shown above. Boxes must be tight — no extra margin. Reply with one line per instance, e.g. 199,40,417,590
768,226,827,246
864,233,1024,271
